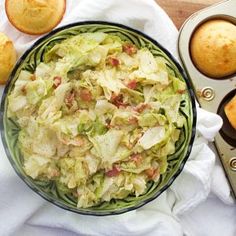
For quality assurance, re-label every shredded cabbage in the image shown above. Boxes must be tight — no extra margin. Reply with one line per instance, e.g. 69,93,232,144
7,32,187,208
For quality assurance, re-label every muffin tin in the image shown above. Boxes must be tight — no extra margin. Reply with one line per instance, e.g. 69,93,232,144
178,0,236,198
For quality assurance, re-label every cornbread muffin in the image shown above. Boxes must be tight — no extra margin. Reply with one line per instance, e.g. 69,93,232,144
190,19,236,78
5,0,66,35
0,32,17,85
224,95,236,130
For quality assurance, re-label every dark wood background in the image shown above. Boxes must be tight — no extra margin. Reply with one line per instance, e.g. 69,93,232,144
156,0,221,29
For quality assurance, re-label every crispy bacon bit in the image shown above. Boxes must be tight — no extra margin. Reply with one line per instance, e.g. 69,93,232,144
30,74,36,81
48,169,60,178
177,89,186,94
128,116,138,125
111,93,128,108
106,166,121,177
107,57,120,67
134,103,150,113
65,90,75,108
131,154,142,166
145,168,158,180
79,88,92,102
21,85,26,94
127,80,137,90
122,43,137,55
53,76,62,88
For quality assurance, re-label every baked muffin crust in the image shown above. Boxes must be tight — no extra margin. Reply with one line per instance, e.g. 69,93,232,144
5,0,66,35
0,32,17,84
190,19,236,78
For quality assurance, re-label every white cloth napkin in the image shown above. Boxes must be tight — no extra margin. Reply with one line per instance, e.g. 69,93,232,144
0,0,235,236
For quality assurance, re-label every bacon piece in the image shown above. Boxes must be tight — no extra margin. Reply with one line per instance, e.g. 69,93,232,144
128,116,138,125
21,85,26,94
106,166,121,177
110,93,128,108
122,43,137,55
65,90,75,108
127,80,137,90
107,57,120,67
30,74,36,81
133,103,150,113
48,169,60,178
131,154,142,166
53,76,62,88
79,88,92,102
177,89,186,94
145,168,158,180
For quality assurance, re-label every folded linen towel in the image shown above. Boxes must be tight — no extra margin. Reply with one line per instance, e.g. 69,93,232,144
0,0,235,236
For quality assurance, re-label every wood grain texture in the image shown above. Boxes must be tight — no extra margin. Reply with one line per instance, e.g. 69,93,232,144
156,0,221,29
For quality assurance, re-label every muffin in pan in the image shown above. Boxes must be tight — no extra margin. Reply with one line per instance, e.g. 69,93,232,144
190,19,236,78
224,94,236,130
0,32,17,85
5,0,66,35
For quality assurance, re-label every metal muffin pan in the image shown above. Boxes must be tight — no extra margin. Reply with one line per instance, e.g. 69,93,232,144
178,0,236,198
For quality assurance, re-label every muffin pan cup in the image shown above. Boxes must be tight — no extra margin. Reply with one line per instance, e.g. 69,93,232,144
178,0,236,198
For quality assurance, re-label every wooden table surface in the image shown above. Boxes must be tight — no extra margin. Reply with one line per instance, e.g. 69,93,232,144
156,0,222,29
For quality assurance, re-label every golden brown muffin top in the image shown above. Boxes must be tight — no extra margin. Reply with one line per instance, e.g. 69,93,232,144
190,19,236,78
5,0,66,35
0,32,17,84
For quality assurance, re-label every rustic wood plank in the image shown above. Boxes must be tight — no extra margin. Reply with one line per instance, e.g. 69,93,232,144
156,0,221,29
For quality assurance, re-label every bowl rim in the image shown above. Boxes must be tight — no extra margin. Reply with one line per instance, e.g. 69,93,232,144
0,20,197,216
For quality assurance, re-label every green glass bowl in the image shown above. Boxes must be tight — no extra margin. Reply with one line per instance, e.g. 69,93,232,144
0,21,196,216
